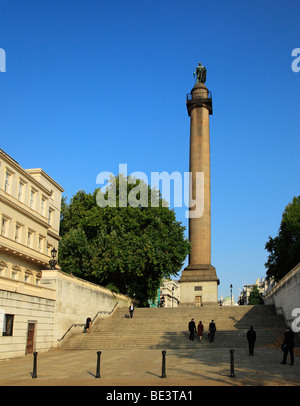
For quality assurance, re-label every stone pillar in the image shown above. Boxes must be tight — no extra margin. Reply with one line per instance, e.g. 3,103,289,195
180,83,219,306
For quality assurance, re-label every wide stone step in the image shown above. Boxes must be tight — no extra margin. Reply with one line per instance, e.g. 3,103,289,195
60,305,294,351
61,329,287,350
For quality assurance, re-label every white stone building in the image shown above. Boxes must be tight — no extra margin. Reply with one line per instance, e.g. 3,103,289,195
160,279,180,307
0,149,63,357
238,277,272,305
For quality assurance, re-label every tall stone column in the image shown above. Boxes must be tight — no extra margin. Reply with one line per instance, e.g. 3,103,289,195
180,65,219,306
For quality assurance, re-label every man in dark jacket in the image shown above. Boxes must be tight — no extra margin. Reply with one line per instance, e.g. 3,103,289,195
281,327,295,365
209,320,216,342
247,326,256,356
188,318,196,341
129,303,134,318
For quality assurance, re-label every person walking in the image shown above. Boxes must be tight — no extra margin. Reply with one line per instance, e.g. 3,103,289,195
188,318,197,341
247,326,256,356
208,320,216,342
129,303,134,318
281,327,295,365
197,321,204,342
85,317,92,333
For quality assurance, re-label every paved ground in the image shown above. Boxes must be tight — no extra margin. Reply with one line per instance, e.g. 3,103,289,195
0,345,299,387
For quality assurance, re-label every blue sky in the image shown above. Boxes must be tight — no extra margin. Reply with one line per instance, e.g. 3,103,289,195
1,0,299,301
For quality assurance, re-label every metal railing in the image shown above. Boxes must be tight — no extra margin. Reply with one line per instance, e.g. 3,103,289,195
57,302,119,342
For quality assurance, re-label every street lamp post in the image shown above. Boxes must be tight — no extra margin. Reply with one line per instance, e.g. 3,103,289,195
49,247,57,270
230,284,233,306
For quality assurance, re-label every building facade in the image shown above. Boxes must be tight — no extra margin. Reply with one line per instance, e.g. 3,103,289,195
160,279,180,307
0,149,64,358
238,277,273,305
149,279,180,308
0,148,64,281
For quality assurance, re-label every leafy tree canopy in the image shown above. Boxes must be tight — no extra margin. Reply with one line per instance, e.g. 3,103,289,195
265,195,300,282
58,175,191,305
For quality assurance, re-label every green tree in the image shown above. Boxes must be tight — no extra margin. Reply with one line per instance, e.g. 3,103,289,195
265,196,300,282
58,175,191,305
248,285,264,305
58,228,91,277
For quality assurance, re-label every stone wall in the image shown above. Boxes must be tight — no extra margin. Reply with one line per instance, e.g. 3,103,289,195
264,263,300,328
40,270,131,345
0,278,55,360
0,270,131,359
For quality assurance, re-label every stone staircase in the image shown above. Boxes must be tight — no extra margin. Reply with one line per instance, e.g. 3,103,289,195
60,305,299,350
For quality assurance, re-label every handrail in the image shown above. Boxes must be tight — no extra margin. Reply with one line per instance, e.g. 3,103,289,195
57,302,119,342
91,302,119,323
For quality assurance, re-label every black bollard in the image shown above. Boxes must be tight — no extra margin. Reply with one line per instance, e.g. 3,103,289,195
230,349,235,378
161,350,166,378
95,351,101,378
32,352,38,379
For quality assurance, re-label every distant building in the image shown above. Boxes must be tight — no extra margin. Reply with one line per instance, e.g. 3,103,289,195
238,277,273,305
149,279,180,307
220,295,238,306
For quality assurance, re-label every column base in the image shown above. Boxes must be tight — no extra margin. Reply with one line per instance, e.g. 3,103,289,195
179,264,219,305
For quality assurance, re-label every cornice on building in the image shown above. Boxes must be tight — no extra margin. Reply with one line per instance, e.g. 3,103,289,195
0,149,64,195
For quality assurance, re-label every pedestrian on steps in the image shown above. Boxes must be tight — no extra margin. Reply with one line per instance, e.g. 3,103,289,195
208,320,216,342
188,318,197,341
197,321,204,342
129,303,134,318
281,327,295,365
85,317,92,333
247,326,256,356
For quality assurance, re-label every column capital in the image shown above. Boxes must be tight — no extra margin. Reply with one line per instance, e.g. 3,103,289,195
186,83,213,116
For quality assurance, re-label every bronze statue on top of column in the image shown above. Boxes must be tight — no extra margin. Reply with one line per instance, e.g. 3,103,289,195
193,62,207,84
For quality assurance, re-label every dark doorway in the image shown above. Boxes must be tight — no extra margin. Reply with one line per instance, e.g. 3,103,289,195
26,322,36,354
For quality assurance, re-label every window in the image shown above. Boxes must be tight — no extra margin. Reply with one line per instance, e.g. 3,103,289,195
36,273,42,285
27,230,34,248
2,314,14,336
0,261,7,277
38,236,44,253
48,208,54,225
15,224,22,243
24,271,32,284
30,189,36,209
1,217,8,237
11,270,18,280
11,266,20,280
18,181,24,202
4,171,11,193
41,197,46,216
